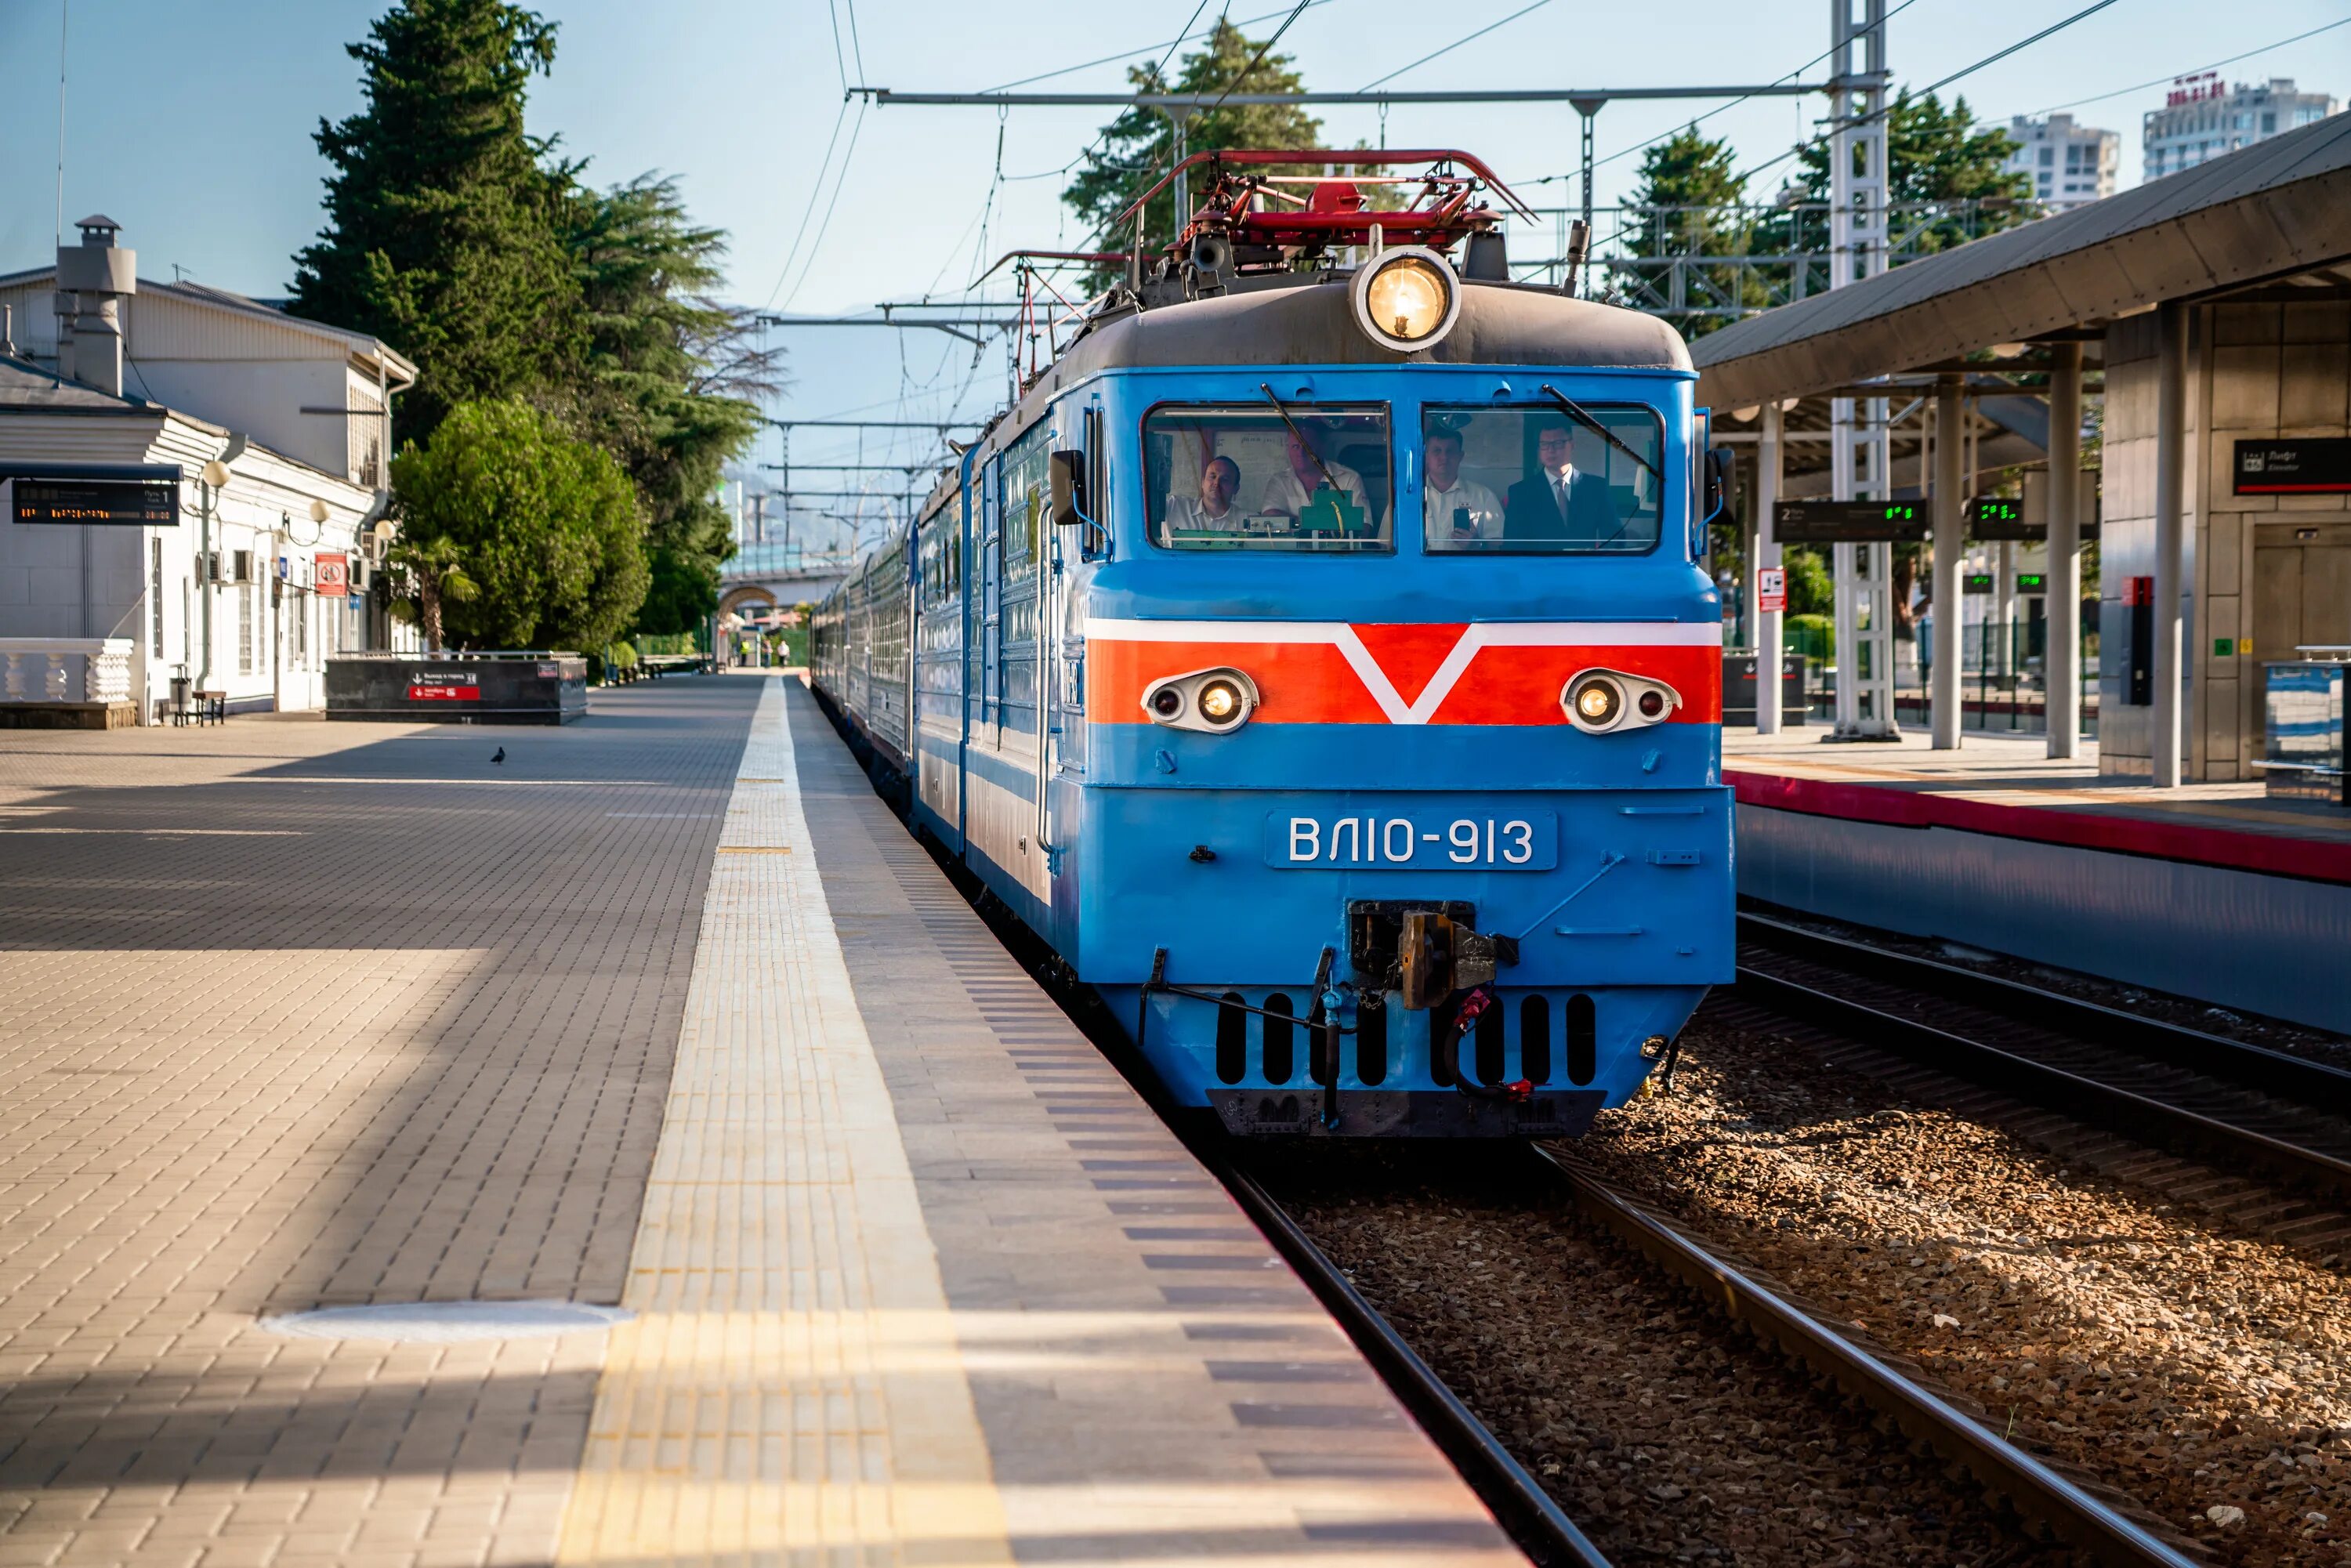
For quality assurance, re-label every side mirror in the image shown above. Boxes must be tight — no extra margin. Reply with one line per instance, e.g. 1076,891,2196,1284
1703,445,1734,527
1049,450,1088,527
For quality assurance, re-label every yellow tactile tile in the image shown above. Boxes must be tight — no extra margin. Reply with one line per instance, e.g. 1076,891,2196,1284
556,679,1013,1565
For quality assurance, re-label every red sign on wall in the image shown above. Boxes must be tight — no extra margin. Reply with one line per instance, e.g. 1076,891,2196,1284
1756,566,1788,614
317,552,349,597
406,684,480,701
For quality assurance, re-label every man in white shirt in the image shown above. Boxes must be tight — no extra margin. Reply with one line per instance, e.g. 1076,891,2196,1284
1259,426,1371,531
1422,425,1502,548
1164,455,1242,537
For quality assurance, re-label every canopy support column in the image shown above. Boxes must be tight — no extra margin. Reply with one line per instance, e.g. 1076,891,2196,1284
2045,342,2083,759
1932,373,1964,750
1757,402,1784,734
2152,300,2190,788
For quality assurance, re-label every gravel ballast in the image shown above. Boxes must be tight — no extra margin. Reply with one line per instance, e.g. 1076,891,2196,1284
1576,1008,2351,1566
1257,1146,2051,1566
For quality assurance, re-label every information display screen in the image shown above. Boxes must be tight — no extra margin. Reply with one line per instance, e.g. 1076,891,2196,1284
1773,500,1929,543
7,476,178,526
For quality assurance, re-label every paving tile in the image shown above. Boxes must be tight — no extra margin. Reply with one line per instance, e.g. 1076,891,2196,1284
0,683,755,1565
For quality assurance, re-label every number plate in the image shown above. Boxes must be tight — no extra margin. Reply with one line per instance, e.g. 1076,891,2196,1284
1264,810,1557,871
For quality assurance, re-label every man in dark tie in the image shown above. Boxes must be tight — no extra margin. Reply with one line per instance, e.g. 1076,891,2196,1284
1503,420,1611,543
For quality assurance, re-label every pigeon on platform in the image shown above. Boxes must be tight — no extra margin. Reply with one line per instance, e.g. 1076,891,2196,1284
491,747,506,765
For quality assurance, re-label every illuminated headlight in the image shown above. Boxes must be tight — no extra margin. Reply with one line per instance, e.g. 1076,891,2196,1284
1562,668,1682,734
1143,668,1259,734
1349,246,1463,353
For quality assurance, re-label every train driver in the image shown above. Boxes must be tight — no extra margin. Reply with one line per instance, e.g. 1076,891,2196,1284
1503,418,1612,542
1422,424,1502,547
1164,454,1243,536
1260,425,1371,529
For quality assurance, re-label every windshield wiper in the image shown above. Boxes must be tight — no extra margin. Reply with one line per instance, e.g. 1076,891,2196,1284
1260,382,1343,495
1539,383,1663,483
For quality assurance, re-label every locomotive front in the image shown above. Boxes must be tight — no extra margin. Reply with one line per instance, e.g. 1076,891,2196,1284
1063,169,1734,1136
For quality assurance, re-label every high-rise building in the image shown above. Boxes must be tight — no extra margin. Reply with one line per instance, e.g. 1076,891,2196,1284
2144,75,2339,182
2003,114,2120,212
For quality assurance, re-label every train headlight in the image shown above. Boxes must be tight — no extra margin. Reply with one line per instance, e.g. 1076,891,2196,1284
1197,679,1243,723
1349,247,1463,353
1562,668,1682,734
1143,668,1259,734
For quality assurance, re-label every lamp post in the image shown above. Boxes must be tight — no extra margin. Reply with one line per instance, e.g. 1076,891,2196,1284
196,457,232,691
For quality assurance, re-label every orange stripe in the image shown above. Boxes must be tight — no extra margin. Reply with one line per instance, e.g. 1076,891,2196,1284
1086,639,1722,725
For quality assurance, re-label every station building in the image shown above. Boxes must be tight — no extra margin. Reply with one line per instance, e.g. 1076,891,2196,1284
0,217,416,723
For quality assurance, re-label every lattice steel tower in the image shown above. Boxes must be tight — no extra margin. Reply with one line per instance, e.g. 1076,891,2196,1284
1828,0,1899,740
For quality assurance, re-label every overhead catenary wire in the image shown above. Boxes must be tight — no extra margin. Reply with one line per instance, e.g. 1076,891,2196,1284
979,0,1336,93
1358,0,1552,93
1530,0,1923,189
2020,15,2351,118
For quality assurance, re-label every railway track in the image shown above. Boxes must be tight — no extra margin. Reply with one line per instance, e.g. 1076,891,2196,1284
1239,1135,2204,1566
1527,1146,2202,1568
1215,1159,1615,1568
1734,911,2351,1214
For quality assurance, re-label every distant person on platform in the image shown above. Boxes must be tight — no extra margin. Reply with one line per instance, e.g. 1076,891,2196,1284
1260,426,1371,527
1423,425,1502,548
1915,598,1935,685
1165,455,1242,536
1504,419,1612,543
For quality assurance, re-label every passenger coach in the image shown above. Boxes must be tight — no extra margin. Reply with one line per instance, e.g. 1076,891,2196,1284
813,150,1733,1136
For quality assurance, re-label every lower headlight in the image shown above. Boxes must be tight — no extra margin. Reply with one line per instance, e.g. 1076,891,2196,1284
1567,675,1623,730
1562,668,1683,734
1143,667,1259,734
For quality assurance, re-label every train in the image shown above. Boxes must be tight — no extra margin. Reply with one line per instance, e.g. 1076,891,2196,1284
810,150,1733,1137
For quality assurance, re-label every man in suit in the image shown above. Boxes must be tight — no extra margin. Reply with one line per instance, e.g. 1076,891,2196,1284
1503,420,1613,544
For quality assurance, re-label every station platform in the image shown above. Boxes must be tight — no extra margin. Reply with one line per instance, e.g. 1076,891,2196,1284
0,673,1520,1566
1723,730,2351,1033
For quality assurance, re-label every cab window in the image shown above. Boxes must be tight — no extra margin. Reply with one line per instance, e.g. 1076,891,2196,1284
1144,404,1391,552
1420,404,1664,554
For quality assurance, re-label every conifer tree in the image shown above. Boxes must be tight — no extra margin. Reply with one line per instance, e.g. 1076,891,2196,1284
288,0,584,441
1619,129,1764,339
1063,20,1323,286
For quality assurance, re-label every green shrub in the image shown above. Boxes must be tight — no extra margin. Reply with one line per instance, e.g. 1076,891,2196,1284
1785,614,1835,664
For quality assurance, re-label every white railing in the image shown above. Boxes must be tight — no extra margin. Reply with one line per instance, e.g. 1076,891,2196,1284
0,639,135,704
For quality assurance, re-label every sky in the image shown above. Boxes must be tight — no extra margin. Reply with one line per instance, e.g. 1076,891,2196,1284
3,0,2349,539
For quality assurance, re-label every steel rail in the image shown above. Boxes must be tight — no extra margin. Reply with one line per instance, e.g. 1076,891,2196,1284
1531,1146,2199,1568
1739,911,2351,1114
1214,1160,1614,1568
1733,922,2351,1206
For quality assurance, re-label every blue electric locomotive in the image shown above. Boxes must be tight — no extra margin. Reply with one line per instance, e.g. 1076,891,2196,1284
812,150,1733,1136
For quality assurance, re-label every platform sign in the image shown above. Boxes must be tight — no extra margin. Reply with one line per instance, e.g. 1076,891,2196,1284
1965,497,2027,538
2235,437,2351,494
316,552,349,598
5,474,177,526
1773,500,1929,543
1964,572,1995,593
405,671,480,701
1756,565,1787,614
2016,572,2048,592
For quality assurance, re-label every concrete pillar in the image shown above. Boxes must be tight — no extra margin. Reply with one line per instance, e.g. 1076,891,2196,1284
1932,374,1965,749
2153,301,2189,788
1756,402,1784,734
2045,342,2083,759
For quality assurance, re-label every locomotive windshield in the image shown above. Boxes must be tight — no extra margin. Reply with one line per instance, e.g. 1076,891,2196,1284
1144,404,1392,552
1421,405,1664,554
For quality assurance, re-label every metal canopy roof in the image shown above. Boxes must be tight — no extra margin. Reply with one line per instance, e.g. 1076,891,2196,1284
1693,113,2351,408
